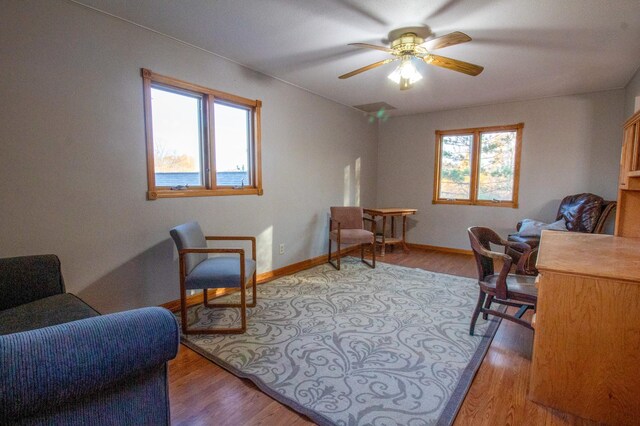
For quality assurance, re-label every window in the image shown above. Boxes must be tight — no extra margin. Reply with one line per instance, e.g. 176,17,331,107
142,69,262,199
433,123,523,208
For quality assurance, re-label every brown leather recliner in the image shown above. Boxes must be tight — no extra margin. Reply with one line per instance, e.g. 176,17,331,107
507,193,617,275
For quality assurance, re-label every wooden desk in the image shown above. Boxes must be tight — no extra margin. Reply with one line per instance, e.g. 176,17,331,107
529,231,640,425
363,208,417,255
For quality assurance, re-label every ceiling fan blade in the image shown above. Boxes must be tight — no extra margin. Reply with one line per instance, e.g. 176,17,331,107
339,58,398,79
423,54,484,76
348,43,393,53
420,31,471,51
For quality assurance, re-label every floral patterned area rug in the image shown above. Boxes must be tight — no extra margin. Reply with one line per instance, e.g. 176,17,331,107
179,257,502,426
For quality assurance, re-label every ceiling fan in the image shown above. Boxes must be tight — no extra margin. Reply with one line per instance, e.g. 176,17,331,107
339,27,484,90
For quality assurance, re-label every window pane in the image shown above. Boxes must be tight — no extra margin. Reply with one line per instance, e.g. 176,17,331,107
214,102,250,187
151,86,203,187
478,131,516,201
439,134,473,200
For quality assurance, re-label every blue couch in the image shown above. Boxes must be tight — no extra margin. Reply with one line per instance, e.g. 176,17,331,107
0,255,179,425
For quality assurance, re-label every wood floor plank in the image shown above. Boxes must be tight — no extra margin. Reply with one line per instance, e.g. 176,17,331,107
168,249,596,425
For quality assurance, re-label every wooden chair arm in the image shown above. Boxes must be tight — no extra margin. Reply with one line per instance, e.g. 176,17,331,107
476,246,511,263
502,240,532,274
179,248,244,255
205,236,255,242
593,201,616,234
363,217,377,234
204,236,256,260
474,245,513,298
504,240,531,254
329,217,341,232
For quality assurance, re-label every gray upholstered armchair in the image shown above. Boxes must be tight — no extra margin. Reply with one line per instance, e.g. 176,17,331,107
0,255,179,425
170,221,257,334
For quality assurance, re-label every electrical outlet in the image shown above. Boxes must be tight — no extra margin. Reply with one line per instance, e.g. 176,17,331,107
279,243,285,255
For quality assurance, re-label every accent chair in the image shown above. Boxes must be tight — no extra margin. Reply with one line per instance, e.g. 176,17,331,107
468,227,538,336
507,193,616,275
170,221,257,334
328,207,376,270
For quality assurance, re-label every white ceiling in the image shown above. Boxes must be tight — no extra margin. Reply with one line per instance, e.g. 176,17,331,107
75,0,640,116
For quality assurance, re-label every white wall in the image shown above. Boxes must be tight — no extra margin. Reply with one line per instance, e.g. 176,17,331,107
0,1,377,312
624,67,640,118
377,91,624,250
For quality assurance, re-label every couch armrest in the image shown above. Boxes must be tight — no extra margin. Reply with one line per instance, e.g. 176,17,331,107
0,307,179,421
0,255,65,311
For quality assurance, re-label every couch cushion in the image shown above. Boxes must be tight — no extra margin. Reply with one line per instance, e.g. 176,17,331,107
0,293,99,335
0,255,65,311
518,219,567,237
329,229,374,244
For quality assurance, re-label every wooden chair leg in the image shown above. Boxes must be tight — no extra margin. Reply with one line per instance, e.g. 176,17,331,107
328,238,340,270
482,295,494,320
470,290,486,336
179,257,189,335
361,241,376,269
188,260,251,334
240,278,247,332
372,240,376,267
514,304,529,318
248,272,257,308
180,283,188,335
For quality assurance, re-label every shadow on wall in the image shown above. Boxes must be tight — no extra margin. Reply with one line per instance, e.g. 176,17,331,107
536,198,560,223
77,239,177,313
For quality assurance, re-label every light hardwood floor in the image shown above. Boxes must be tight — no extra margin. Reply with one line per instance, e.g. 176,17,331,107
168,249,596,425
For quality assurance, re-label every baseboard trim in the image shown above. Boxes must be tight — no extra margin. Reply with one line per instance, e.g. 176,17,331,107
160,246,359,312
406,243,473,256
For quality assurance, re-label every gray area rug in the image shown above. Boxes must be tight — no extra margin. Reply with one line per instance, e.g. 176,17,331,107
179,257,501,426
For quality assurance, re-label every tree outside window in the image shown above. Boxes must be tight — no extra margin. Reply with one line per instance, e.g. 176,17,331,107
433,123,523,208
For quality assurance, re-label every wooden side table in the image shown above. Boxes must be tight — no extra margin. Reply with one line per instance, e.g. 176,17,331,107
363,208,417,255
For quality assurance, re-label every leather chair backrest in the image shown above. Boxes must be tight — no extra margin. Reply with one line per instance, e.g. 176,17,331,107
170,222,207,275
556,193,603,233
330,207,364,230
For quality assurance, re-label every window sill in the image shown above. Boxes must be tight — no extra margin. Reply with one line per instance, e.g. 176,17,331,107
432,199,518,208
148,187,263,200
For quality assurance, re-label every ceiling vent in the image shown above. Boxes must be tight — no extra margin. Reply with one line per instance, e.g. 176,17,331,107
352,102,396,113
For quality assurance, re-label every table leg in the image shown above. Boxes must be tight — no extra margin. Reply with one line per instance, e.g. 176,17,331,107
390,216,396,253
402,215,410,252
381,216,387,256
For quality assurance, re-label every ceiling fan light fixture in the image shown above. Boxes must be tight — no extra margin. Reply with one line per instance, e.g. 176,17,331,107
387,57,422,90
